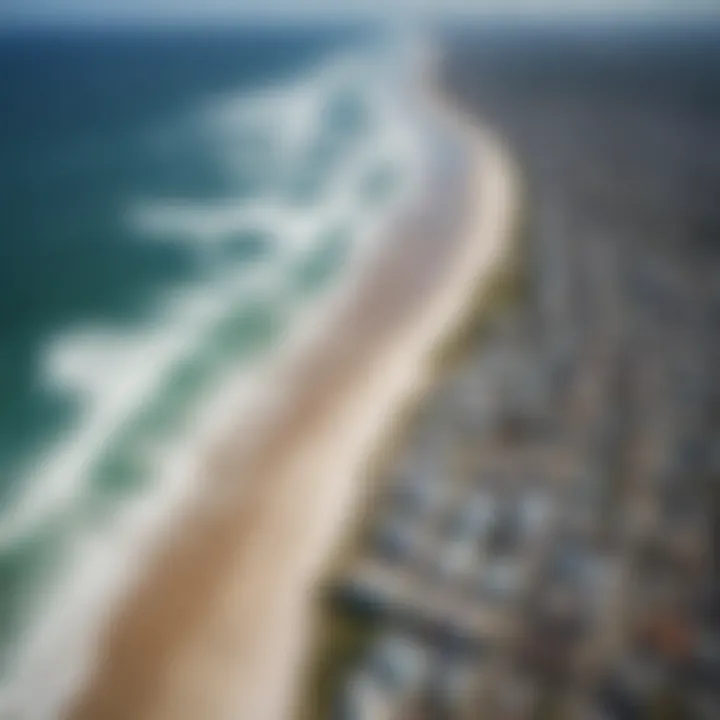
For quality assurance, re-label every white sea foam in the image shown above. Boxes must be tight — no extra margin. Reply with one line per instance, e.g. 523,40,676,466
0,44,425,546
0,36,433,717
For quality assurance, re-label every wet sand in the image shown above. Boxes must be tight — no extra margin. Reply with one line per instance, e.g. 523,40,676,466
61,84,520,720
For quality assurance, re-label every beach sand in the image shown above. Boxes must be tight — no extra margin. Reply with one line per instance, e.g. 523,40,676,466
61,78,520,720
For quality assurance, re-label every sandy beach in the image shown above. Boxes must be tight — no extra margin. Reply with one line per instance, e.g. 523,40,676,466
53,74,520,720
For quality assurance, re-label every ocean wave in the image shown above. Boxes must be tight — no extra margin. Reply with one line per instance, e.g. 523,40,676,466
0,35,431,708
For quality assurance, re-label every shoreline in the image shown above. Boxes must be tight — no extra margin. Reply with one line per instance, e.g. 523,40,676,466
10,64,520,720
299,99,526,719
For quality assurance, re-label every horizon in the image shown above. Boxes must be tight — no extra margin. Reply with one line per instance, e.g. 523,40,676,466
2,0,720,30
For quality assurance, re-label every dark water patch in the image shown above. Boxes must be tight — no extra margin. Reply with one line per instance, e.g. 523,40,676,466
294,227,351,294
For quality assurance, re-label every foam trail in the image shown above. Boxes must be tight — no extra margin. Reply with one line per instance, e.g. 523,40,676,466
0,40,431,715
0,37,425,549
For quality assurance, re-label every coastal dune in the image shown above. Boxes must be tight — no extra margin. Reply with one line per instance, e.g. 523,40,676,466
59,73,520,720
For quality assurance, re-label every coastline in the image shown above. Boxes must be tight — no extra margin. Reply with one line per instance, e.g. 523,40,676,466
16,62,520,720
299,107,526,720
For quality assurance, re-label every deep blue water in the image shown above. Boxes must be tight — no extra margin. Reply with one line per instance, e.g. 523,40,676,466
0,25,411,660
0,28,362,484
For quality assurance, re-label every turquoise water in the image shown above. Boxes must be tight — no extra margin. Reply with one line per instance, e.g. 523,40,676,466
0,27,422,663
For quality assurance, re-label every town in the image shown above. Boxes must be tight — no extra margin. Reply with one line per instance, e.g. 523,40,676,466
306,37,720,718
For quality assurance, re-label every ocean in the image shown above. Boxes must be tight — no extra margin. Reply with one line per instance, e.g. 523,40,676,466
0,25,426,672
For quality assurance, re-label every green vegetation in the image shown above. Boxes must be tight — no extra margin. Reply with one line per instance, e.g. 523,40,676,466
298,601,384,719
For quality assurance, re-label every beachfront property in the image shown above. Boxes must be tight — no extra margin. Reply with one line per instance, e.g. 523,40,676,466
306,44,720,713
319,289,718,720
